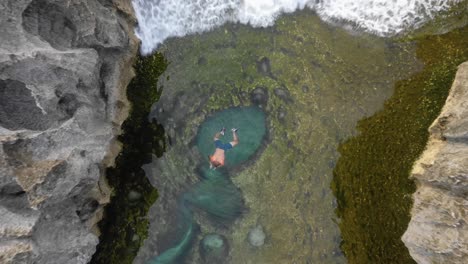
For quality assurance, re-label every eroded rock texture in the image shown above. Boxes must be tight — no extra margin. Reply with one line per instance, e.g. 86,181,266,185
0,0,138,263
403,61,468,263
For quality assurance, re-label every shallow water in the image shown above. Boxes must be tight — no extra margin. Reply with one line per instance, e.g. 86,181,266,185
196,107,266,167
143,107,266,264
133,10,427,264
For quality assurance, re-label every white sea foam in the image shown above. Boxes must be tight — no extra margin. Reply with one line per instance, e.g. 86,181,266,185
132,0,461,54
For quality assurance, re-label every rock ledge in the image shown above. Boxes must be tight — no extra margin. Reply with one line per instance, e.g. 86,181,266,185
0,0,138,263
403,61,468,263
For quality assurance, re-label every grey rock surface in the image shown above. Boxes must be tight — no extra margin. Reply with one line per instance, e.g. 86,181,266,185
0,0,138,263
402,61,468,264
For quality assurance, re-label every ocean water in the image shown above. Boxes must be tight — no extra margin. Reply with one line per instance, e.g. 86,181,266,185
132,0,461,54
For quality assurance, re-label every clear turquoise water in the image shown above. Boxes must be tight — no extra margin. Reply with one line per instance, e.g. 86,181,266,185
148,205,196,264
196,106,266,167
149,106,267,263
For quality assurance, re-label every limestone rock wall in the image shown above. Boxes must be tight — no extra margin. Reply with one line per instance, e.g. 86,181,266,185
402,61,468,263
0,0,138,263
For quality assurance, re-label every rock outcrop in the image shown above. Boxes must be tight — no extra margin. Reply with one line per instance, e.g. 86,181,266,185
0,0,138,263
403,61,468,263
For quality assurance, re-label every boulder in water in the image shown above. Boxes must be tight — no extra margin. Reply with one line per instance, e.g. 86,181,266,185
247,225,266,247
128,190,142,201
274,87,292,103
199,233,229,264
277,107,287,122
256,57,272,76
250,86,269,107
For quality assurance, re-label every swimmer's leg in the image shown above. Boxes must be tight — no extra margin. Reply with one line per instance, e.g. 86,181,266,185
230,128,239,147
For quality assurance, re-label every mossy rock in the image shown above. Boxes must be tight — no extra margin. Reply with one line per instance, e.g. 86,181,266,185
332,25,468,264
91,53,168,264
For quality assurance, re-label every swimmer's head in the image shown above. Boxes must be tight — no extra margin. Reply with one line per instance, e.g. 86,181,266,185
209,160,222,169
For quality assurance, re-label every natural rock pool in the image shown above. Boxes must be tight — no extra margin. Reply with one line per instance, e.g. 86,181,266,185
133,10,424,264
92,3,468,264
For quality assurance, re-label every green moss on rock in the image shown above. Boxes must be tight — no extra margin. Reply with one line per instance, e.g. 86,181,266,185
331,26,468,264
91,53,168,264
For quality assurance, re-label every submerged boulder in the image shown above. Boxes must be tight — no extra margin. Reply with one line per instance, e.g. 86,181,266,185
247,225,266,247
256,57,272,77
199,234,229,264
274,86,293,103
250,87,269,108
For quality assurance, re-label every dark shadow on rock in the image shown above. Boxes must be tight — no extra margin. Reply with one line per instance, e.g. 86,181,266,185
256,57,274,79
57,93,80,118
250,86,269,108
274,86,293,103
22,0,77,50
0,79,53,131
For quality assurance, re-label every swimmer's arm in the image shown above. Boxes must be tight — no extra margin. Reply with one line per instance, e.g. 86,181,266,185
214,132,223,140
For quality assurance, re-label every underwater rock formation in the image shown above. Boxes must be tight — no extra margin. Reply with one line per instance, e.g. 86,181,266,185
402,61,468,263
247,225,266,247
250,87,269,108
0,0,138,263
199,234,229,264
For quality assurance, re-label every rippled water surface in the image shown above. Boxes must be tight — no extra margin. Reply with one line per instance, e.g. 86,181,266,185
132,10,428,264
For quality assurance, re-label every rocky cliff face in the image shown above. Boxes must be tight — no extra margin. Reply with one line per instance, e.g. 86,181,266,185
403,61,468,263
0,0,138,263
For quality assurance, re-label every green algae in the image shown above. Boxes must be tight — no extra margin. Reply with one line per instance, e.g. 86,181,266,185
91,53,168,264
331,26,468,264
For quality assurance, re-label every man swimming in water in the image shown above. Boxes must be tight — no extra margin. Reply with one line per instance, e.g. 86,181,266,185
209,127,239,169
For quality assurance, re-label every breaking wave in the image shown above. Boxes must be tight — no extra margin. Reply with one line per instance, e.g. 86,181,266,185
132,0,461,54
